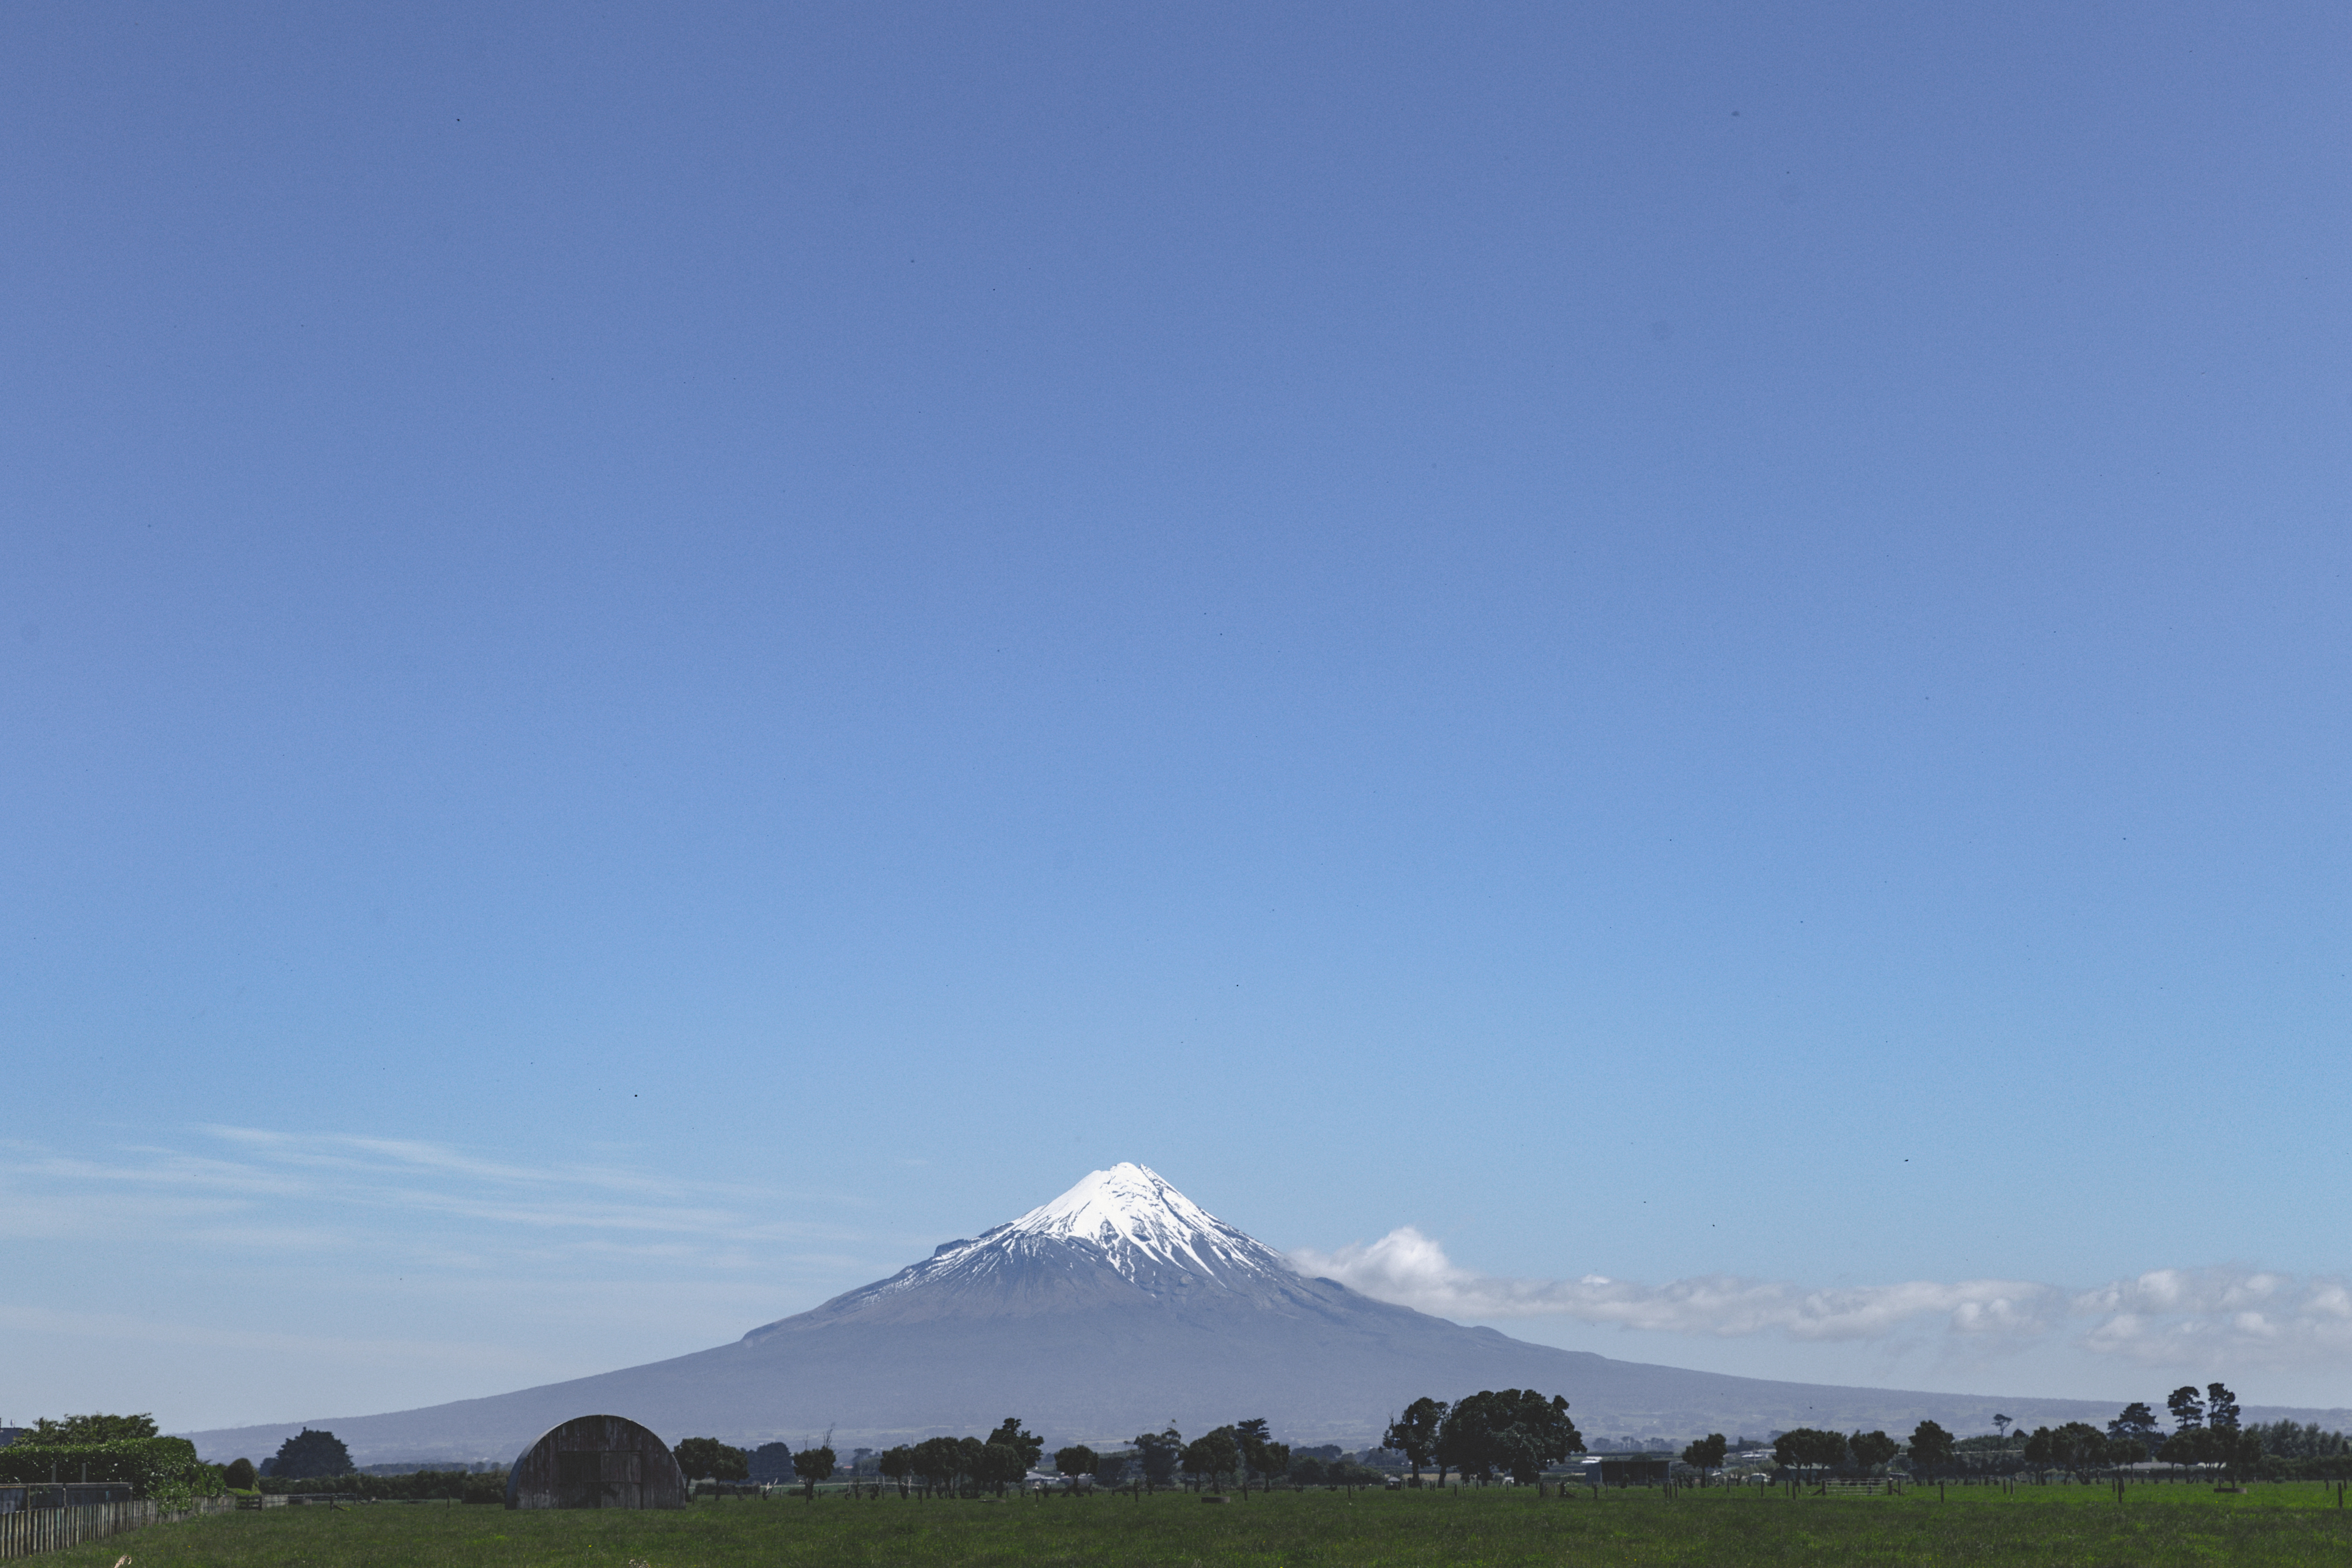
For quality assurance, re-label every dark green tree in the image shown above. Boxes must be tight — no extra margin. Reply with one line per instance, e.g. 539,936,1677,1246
748,1441,795,1484
910,1436,963,1496
792,1444,836,1498
2167,1386,2205,1433
673,1437,749,1481
986,1417,1043,1471
2021,1427,2055,1478
1907,1420,1954,1474
1383,1397,1448,1486
2157,1425,2211,1465
2206,1384,2241,1433
1773,1428,1848,1479
1234,1419,1286,1494
1849,1431,1899,1473
1180,1428,1240,1492
1053,1444,1096,1488
2049,1422,2107,1480
1251,1439,1290,1493
20,1415,159,1445
974,1441,1026,1496
2108,1403,2161,1452
1437,1390,1583,1485
1132,1428,1181,1493
269,1429,353,1480
1680,1433,1727,1483
222,1457,258,1491
877,1446,913,1498
1093,1449,1129,1489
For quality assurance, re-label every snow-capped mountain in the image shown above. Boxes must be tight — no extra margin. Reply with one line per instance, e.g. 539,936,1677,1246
759,1163,1307,1328
995,1161,1288,1283
182,1163,2237,1464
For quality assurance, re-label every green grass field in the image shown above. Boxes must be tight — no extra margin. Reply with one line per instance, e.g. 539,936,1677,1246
46,1484,2352,1568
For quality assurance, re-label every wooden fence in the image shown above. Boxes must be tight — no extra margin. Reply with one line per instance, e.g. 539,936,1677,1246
0,1496,237,1560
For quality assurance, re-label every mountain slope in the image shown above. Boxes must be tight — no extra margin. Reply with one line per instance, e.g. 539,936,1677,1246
180,1164,2348,1462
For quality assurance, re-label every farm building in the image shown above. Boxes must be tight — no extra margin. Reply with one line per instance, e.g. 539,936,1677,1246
504,1415,686,1510
1583,1453,1672,1486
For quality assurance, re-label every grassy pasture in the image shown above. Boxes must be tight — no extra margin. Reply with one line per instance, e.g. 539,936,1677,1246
45,1483,2352,1568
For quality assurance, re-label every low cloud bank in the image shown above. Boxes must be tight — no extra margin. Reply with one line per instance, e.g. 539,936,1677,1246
1290,1227,2352,1370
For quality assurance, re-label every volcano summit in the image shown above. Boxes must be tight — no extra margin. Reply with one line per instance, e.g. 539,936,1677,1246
185,1163,2137,1462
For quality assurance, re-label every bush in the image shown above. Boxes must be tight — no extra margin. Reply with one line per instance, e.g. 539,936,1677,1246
223,1457,258,1491
257,1469,508,1503
14,1415,161,1445
0,1439,218,1506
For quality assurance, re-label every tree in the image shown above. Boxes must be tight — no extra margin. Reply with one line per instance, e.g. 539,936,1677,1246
19,1415,160,1445
269,1429,353,1481
975,1441,1027,1496
1773,1428,1848,1480
748,1441,795,1484
2108,1403,2161,1454
911,1436,963,1496
792,1444,836,1498
1850,1431,1899,1473
1054,1445,1097,1490
1251,1440,1290,1493
1437,1390,1584,1485
2105,1404,2157,1466
1680,1434,1727,1484
1234,1419,1287,1494
1383,1398,1448,1486
877,1446,913,1498
2206,1384,2241,1434
1992,1414,2012,1443
1907,1420,1954,1474
1180,1428,1240,1493
2167,1386,2205,1434
222,1457,258,1491
1093,1449,1129,1489
673,1438,749,1482
2157,1426,2211,1465
1133,1428,1182,1493
986,1418,1043,1471
2021,1427,2054,1479
2049,1422,2107,1480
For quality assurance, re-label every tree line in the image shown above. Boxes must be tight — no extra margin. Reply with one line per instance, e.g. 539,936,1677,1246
32,1382,2352,1503
1761,1383,2352,1485
669,1391,1583,1498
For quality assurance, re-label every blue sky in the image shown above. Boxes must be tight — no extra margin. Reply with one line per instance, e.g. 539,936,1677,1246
4,2,2347,1434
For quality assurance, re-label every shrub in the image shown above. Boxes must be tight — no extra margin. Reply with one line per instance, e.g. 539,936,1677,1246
0,1439,218,1506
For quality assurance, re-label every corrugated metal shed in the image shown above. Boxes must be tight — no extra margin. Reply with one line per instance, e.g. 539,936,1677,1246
504,1415,686,1510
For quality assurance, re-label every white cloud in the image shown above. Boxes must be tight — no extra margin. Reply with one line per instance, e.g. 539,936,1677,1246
1291,1228,2352,1373
0,1129,875,1255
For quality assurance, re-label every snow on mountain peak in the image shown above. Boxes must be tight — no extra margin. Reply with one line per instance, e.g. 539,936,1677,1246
998,1162,1288,1280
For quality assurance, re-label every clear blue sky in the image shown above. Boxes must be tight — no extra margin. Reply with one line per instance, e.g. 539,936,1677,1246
5,3,2347,1433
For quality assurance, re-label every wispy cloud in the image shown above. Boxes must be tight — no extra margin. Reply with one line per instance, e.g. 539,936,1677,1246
0,1128,890,1262
1291,1227,2352,1373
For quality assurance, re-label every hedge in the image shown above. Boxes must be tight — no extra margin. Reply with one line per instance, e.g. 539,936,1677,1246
0,1439,219,1505
258,1470,508,1503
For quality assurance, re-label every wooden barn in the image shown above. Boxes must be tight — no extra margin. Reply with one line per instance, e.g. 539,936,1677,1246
504,1415,687,1510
